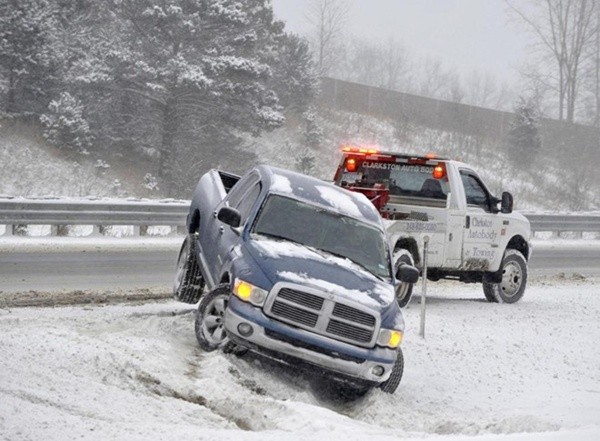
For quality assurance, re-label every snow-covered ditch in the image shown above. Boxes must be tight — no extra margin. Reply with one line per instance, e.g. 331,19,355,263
1,279,598,441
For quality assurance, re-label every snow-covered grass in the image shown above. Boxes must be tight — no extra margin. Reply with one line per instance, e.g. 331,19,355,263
251,110,599,212
3,112,598,211
0,121,160,199
0,278,598,440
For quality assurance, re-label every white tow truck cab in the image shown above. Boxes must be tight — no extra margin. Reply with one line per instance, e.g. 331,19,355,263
333,146,532,305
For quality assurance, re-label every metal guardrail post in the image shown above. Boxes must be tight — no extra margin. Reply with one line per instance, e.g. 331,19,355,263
419,236,429,338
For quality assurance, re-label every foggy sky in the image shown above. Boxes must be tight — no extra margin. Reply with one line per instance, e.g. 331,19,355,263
272,0,530,85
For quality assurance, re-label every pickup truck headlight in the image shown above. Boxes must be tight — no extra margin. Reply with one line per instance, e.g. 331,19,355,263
377,329,403,349
233,279,268,307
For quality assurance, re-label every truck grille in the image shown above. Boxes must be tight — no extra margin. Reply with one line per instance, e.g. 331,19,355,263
265,285,379,347
326,319,373,343
271,300,319,327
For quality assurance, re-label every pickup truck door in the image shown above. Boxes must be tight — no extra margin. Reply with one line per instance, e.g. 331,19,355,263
206,173,262,281
459,170,503,271
444,189,465,266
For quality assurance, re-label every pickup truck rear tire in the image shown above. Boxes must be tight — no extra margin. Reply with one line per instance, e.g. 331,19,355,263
195,286,231,351
482,249,527,304
379,348,404,394
394,249,414,308
174,234,205,304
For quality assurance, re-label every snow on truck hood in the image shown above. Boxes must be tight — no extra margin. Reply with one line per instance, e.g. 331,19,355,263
246,237,395,309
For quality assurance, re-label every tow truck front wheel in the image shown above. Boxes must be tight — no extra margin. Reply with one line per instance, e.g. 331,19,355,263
483,249,527,304
394,249,415,308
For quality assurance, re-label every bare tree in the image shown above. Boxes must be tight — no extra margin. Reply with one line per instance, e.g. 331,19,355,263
445,72,465,103
306,0,349,76
507,0,598,123
464,70,498,107
579,4,600,126
341,36,411,90
416,57,449,97
379,37,411,90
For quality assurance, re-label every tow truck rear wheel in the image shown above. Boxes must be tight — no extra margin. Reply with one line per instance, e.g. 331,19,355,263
379,348,404,394
173,234,205,304
394,249,415,308
483,249,527,304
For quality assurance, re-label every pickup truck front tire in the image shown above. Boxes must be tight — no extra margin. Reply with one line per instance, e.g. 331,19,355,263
379,348,404,394
174,234,205,304
483,249,527,304
195,286,231,351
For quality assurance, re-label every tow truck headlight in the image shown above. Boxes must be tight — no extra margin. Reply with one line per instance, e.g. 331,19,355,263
377,329,403,349
233,279,268,306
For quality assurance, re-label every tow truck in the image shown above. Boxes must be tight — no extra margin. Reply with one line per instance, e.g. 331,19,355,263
333,147,532,305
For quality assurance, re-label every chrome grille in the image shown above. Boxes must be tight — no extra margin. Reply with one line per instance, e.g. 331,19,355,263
278,288,324,310
332,303,375,326
264,283,379,347
326,319,373,343
271,301,319,327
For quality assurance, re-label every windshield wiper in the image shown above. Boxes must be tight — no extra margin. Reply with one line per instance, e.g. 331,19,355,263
255,232,318,251
314,248,386,281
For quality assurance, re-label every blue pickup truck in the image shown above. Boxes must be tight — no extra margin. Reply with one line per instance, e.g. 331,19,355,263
173,165,417,393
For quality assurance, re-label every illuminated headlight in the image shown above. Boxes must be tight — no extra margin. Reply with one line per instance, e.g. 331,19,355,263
233,279,268,306
377,329,403,349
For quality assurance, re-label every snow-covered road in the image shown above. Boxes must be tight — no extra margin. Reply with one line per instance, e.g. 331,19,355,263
1,237,600,294
1,277,599,441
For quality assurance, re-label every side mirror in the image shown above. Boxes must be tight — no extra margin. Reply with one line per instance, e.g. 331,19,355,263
217,206,241,228
396,263,419,284
501,191,513,214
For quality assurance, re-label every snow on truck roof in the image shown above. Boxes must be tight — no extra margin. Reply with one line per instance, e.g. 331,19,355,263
257,165,382,226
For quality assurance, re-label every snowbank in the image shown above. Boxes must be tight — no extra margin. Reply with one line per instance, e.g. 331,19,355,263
1,280,598,440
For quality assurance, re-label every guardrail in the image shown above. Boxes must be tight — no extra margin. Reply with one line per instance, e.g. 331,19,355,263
0,199,599,237
0,198,189,236
523,213,600,237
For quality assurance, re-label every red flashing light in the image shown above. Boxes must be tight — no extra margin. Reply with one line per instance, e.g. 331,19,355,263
433,165,445,179
425,153,438,159
346,158,358,172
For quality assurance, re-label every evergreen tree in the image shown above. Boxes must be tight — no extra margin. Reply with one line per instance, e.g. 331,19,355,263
296,107,323,175
60,0,288,193
507,96,542,169
1,0,321,196
0,0,58,115
271,33,319,113
40,91,92,152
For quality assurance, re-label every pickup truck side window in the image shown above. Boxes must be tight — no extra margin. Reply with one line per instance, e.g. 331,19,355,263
227,173,259,208
460,172,490,211
235,182,262,224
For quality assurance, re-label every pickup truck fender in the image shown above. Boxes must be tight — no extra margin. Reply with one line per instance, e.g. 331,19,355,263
389,235,421,266
487,211,531,272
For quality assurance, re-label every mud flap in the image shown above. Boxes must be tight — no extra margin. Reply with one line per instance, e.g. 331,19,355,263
483,268,502,284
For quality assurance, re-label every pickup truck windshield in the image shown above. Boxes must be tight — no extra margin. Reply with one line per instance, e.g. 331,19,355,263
253,195,390,279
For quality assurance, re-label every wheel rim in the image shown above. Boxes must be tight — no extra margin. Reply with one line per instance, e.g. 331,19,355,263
500,261,522,298
395,254,413,301
201,295,228,346
173,242,189,292
396,279,410,300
